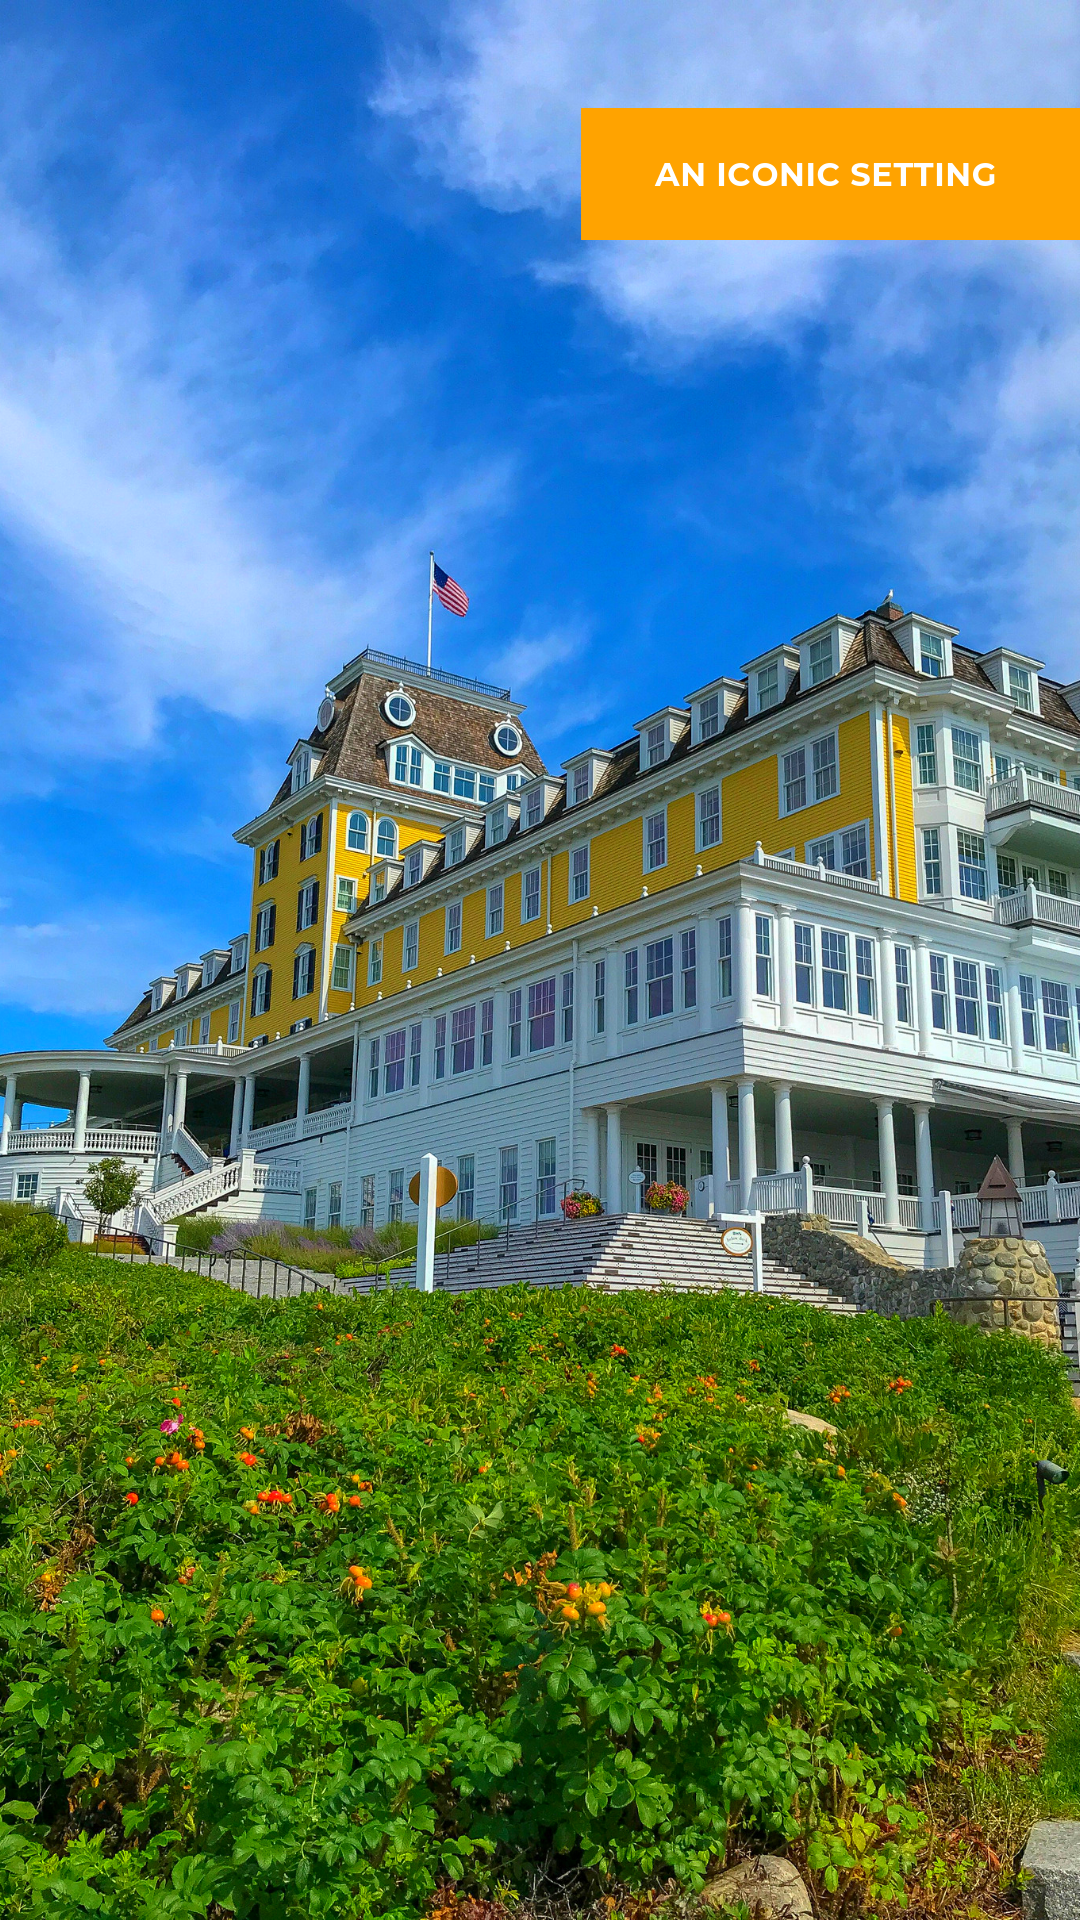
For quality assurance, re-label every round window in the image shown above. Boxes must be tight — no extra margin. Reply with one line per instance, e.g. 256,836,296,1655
384,690,415,728
493,721,522,757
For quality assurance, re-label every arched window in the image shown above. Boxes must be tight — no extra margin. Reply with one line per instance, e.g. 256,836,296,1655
250,965,272,1017
347,811,368,853
376,818,397,858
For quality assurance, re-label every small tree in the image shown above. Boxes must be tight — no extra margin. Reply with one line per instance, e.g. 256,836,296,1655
83,1157,141,1241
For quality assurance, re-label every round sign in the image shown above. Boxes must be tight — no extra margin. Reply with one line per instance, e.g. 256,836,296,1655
408,1165,459,1209
720,1226,753,1257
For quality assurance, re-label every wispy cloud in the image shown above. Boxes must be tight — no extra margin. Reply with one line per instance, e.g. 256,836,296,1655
0,46,516,785
374,0,1080,667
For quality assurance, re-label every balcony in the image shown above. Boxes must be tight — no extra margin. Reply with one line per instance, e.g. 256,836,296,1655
994,885,1080,936
985,769,1080,864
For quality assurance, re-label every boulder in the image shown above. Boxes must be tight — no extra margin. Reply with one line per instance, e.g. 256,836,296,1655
700,1854,812,1918
785,1409,838,1438
1021,1820,1080,1918
945,1238,1061,1353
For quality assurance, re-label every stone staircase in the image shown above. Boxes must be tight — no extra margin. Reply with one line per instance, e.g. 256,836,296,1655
344,1212,857,1312
1058,1290,1080,1392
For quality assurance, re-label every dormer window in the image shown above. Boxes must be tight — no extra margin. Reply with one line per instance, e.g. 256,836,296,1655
230,936,247,974
646,723,665,767
525,787,544,828
488,805,508,846
807,633,834,686
383,686,415,728
756,663,779,709
572,763,590,804
372,872,386,904
149,976,176,1014
1009,663,1034,711
446,826,465,867
405,847,423,888
392,741,423,785
919,629,945,677
635,707,686,772
698,693,721,740
292,749,312,792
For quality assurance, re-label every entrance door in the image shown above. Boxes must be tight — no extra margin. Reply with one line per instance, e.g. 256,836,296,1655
636,1142,658,1210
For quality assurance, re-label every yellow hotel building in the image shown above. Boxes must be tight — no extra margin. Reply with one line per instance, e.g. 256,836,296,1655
5,604,1080,1273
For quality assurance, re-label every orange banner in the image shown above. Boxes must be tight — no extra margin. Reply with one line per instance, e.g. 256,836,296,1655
581,108,1080,241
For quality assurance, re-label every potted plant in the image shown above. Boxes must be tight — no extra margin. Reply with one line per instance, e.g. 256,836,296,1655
561,1189,603,1219
643,1180,690,1216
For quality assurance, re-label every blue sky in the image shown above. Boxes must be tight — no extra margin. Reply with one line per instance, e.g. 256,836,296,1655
1,0,1078,1050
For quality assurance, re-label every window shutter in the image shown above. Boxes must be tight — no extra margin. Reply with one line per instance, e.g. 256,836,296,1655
296,890,304,932
313,814,323,854
311,879,319,921
267,903,276,945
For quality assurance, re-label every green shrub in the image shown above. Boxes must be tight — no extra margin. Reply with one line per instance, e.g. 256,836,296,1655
0,1201,68,1271
0,1258,1075,1916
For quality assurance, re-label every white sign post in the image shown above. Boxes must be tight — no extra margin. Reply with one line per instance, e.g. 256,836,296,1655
416,1152,437,1293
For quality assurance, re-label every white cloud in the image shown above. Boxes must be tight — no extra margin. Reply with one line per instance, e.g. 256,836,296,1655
0,54,515,781
374,0,1080,665
0,910,187,1017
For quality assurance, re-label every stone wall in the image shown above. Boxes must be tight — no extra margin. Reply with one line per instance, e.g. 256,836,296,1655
763,1213,955,1318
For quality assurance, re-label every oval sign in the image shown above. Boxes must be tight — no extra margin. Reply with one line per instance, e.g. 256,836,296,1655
408,1165,459,1209
720,1226,753,1257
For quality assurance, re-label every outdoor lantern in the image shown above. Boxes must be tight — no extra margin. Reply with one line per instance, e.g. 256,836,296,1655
977,1156,1023,1238
1036,1459,1068,1510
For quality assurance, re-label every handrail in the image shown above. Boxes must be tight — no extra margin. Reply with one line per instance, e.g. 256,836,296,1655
994,887,1080,932
752,850,883,895
986,768,1080,819
352,647,511,703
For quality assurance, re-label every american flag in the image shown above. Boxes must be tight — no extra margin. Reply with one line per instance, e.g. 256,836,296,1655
432,560,469,617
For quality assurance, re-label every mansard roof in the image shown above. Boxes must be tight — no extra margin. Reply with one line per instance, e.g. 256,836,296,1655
266,671,545,811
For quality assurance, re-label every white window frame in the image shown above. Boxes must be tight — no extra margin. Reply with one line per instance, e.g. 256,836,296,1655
445,900,463,955
368,938,383,986
696,784,721,852
331,943,354,992
335,875,357,913
643,809,667,872
570,844,590,903
403,920,419,974
487,883,504,938
521,866,542,924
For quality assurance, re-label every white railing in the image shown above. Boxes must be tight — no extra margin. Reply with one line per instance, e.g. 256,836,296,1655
247,1117,298,1149
1022,1184,1049,1224
986,768,1080,820
753,848,883,895
1057,1181,1080,1221
254,1164,302,1192
952,1193,980,1231
171,1124,211,1174
8,1128,160,1155
170,1041,248,1057
302,1101,353,1136
994,886,1080,932
750,1169,804,1213
144,1162,240,1224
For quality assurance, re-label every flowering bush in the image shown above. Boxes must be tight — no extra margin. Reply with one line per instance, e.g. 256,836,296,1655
561,1189,603,1219
0,1247,1075,1915
643,1179,690,1214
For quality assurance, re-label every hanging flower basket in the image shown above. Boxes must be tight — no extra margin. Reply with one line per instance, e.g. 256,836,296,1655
644,1181,690,1215
562,1190,603,1219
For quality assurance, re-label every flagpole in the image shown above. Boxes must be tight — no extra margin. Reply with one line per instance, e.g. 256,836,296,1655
427,551,434,672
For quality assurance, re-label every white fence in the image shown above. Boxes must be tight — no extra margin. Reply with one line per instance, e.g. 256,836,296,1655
986,768,1080,821
995,888,1080,933
248,1102,353,1150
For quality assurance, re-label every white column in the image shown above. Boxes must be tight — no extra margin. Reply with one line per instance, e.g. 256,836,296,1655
774,1082,794,1175
1005,968,1024,1075
0,1074,16,1154
241,1074,256,1146
777,906,794,1028
228,1078,244,1158
171,1071,188,1138
735,901,755,1025
12,1099,23,1132
297,1054,311,1127
1007,1117,1026,1185
584,1108,601,1196
605,1104,623,1215
73,1072,91,1153
737,1077,757,1208
913,1102,935,1231
876,1098,899,1226
914,938,933,1055
879,929,897,1049
416,1152,437,1293
710,1082,730,1199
